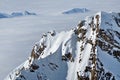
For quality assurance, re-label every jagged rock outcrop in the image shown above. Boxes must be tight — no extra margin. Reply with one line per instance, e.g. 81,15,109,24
5,12,120,80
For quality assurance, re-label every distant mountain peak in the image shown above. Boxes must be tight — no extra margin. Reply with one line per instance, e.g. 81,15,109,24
0,11,36,19
62,8,90,14
5,12,120,80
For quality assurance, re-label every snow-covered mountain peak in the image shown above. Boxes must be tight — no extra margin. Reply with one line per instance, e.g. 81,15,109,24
5,12,120,80
62,8,90,14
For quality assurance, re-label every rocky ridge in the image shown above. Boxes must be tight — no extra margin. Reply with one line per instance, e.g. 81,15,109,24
5,12,120,80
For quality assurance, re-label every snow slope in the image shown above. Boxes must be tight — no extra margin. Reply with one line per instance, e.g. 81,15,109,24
5,12,120,80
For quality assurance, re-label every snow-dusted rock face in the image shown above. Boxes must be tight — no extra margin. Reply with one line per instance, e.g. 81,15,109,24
5,12,120,80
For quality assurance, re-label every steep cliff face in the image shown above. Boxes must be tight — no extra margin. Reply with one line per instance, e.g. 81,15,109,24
5,12,120,80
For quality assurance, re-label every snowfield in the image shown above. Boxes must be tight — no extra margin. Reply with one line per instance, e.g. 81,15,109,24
0,0,120,80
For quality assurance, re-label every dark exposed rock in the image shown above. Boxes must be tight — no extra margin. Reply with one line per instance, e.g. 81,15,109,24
78,20,86,28
62,52,74,62
30,64,39,70
114,17,120,27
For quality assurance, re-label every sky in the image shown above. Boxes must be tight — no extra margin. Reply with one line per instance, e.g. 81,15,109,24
0,0,120,79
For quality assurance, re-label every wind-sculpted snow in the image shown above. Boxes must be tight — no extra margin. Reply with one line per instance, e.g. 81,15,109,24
0,11,36,19
62,8,90,14
5,12,120,80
